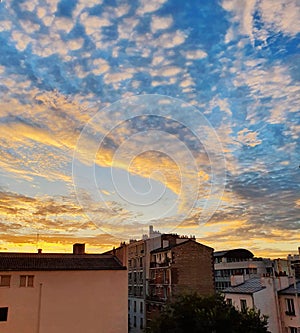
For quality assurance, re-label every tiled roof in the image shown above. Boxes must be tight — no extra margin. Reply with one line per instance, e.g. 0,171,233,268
0,253,126,271
223,277,265,294
278,281,300,295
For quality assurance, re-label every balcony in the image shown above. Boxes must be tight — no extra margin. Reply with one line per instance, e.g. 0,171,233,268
150,261,170,268
146,295,166,303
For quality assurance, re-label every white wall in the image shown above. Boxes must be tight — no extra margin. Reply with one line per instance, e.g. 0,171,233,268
0,270,127,333
225,293,253,311
253,279,281,333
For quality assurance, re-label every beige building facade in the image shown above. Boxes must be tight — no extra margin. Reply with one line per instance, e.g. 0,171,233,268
0,244,127,333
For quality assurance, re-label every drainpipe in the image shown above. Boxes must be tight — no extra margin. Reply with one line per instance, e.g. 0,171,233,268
271,272,283,333
37,283,43,333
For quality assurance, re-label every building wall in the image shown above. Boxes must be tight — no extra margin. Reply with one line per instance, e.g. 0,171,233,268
171,241,214,297
225,277,291,333
253,279,282,333
225,293,253,311
279,294,300,332
0,270,127,333
128,240,146,333
215,259,273,291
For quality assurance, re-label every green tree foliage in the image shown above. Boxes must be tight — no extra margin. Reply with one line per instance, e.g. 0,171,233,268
146,293,269,333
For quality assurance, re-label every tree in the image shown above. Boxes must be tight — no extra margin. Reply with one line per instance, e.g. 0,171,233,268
146,293,269,333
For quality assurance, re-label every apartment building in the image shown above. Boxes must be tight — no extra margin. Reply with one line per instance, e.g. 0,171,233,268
0,244,127,333
224,275,291,333
107,226,214,333
146,239,214,326
288,248,300,280
214,248,276,291
278,281,300,333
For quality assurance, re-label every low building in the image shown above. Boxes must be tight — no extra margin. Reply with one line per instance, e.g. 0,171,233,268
0,244,127,333
224,275,291,333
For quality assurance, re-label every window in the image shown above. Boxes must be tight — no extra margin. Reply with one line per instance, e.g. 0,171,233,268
134,301,136,312
240,299,247,312
128,300,130,310
0,275,11,287
286,298,296,316
133,316,136,327
140,318,144,329
140,301,143,314
289,328,298,333
0,307,8,321
20,275,34,287
226,298,232,306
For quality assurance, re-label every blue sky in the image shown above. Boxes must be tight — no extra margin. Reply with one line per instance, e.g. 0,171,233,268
0,0,299,256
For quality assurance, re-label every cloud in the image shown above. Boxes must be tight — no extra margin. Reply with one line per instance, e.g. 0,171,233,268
222,0,300,45
236,128,262,147
151,15,173,33
136,0,168,15
184,49,208,60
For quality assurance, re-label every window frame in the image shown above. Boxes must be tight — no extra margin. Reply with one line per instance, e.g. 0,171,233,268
0,275,11,287
0,307,8,322
19,275,34,288
240,299,247,312
286,298,296,316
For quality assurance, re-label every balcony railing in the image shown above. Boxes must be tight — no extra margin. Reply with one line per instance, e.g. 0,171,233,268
150,262,170,268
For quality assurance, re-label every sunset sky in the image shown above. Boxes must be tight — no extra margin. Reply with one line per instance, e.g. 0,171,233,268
0,0,299,257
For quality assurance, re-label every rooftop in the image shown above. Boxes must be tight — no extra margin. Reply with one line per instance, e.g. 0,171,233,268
214,248,254,259
223,277,265,294
151,239,212,254
278,281,300,295
0,252,126,271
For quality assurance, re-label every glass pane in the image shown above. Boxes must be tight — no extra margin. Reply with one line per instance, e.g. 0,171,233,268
27,276,34,287
0,275,11,287
20,276,26,287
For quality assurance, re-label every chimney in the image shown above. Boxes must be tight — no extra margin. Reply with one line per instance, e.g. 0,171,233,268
37,249,42,254
73,243,85,255
230,275,245,286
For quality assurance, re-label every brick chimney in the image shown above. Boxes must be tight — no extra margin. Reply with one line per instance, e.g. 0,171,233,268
73,243,85,255
230,275,245,286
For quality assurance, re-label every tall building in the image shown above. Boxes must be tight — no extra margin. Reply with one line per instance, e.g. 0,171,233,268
0,244,128,333
288,247,300,280
107,226,214,333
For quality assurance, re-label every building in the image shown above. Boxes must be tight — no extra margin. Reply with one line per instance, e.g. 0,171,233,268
146,239,214,326
288,248,300,280
0,244,127,333
214,248,275,291
278,281,300,333
224,275,291,333
107,227,214,333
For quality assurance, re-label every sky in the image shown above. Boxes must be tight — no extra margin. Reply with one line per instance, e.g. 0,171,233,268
0,0,299,257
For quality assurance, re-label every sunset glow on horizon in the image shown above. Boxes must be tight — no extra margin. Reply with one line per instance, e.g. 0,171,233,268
0,0,299,258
